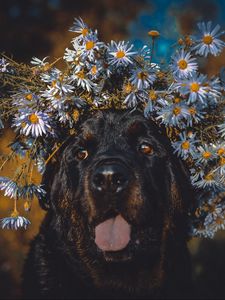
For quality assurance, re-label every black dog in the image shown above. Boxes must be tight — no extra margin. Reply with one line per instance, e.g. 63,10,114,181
23,109,194,299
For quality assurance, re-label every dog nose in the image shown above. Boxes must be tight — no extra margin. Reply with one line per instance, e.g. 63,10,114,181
92,164,129,194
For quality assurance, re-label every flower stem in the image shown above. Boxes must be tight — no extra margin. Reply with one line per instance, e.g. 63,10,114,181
150,38,155,65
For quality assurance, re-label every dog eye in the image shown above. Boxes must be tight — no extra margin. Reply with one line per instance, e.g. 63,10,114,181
76,149,88,160
139,143,154,155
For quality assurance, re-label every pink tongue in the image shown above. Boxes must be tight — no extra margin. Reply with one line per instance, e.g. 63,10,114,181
95,215,131,252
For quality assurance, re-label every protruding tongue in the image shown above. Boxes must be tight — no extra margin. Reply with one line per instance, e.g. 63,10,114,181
95,215,131,252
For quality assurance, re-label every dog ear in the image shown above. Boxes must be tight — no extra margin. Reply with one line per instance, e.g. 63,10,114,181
38,137,80,211
165,158,195,235
38,159,60,210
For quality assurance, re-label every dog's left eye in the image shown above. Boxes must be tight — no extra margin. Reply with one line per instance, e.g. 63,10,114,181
76,149,89,160
139,143,154,155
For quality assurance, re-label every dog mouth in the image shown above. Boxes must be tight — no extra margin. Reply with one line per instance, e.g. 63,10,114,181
94,214,160,263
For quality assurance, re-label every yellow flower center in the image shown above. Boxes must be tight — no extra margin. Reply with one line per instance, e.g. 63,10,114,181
137,72,148,80
204,173,214,181
215,217,224,225
72,109,80,122
59,75,64,82
173,106,181,116
174,97,181,104
189,107,196,115
116,50,125,59
148,30,160,38
81,28,88,36
124,82,133,94
207,204,216,213
26,93,33,101
190,82,200,92
54,92,61,100
217,148,225,156
181,141,190,150
203,35,213,45
219,157,225,166
51,80,57,87
178,59,188,70
149,90,157,101
77,70,85,79
86,41,95,50
29,114,39,124
91,65,97,75
202,151,212,159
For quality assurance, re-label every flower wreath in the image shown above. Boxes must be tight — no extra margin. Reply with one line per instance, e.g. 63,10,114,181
0,18,225,238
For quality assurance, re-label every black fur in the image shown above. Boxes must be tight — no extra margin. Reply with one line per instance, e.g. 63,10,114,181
22,110,194,299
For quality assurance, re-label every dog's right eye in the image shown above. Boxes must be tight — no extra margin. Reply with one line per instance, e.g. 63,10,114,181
76,149,89,160
139,143,154,155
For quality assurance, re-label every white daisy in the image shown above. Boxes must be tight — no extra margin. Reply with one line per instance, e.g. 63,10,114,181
124,92,139,108
172,132,198,159
130,67,156,90
170,49,198,78
71,69,96,92
107,41,137,67
214,143,225,157
13,109,52,137
44,79,73,97
156,101,189,127
206,76,222,105
218,120,225,138
55,80,74,95
20,183,46,200
186,105,205,126
209,216,225,233
63,46,84,72
192,21,225,57
194,172,222,190
12,90,39,107
86,61,103,80
63,48,77,63
40,68,62,83
204,203,224,226
69,17,90,38
80,33,104,61
57,111,70,124
41,89,66,110
143,90,159,116
191,224,216,239
190,168,205,185
173,73,208,104
30,56,49,67
213,156,225,176
193,144,216,165
0,215,31,230
137,45,151,61
93,96,108,107
0,177,20,199
0,57,10,72
42,71,74,97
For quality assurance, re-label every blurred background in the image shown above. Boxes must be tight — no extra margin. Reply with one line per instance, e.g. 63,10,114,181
0,0,225,298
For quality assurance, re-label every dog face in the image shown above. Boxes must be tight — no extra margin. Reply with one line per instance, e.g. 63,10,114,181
41,109,193,283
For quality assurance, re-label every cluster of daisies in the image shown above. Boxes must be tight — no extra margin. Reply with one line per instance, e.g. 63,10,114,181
0,18,225,237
